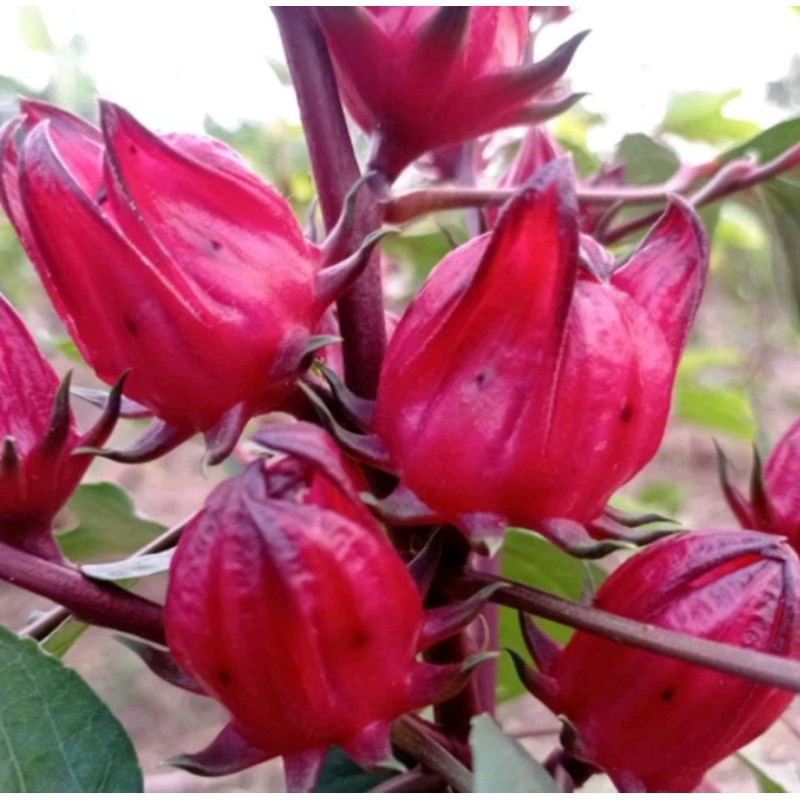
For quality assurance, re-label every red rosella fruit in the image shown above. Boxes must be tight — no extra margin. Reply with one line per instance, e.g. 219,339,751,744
165,423,483,791
0,100,355,462
522,530,800,792
317,7,584,179
719,418,800,550
373,159,708,548
0,293,118,560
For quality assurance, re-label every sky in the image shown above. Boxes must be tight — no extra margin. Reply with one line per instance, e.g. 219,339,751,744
0,4,797,152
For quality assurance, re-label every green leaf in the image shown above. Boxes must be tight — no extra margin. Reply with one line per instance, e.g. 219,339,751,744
722,116,800,164
51,335,84,364
675,348,756,438
675,382,756,439
553,106,605,177
0,625,142,791
615,133,680,185
498,530,603,702
634,481,686,518
470,714,558,792
759,176,800,330
81,548,175,582
662,90,760,145
314,747,394,792
56,482,166,563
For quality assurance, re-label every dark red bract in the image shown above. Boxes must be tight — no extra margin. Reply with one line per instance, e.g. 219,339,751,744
165,424,470,791
373,160,708,545
0,100,324,457
318,7,582,178
530,530,800,791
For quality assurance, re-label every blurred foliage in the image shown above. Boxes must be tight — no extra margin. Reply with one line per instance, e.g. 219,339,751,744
204,117,314,220
661,89,760,145
56,482,166,563
768,55,800,110
614,133,679,184
498,530,604,702
675,348,756,439
552,106,604,176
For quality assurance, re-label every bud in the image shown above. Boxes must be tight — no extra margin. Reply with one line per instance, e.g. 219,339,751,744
317,8,585,179
165,423,485,791
719,419,800,549
0,100,357,463
0,293,118,560
487,127,625,235
373,159,708,548
519,531,800,792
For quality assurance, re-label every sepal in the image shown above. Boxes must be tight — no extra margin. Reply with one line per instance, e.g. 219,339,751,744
417,583,502,650
77,418,192,464
202,401,250,467
167,724,270,777
116,636,204,695
297,382,390,468
504,648,559,705
491,31,589,105
315,225,399,309
714,440,755,528
407,531,443,598
519,612,561,673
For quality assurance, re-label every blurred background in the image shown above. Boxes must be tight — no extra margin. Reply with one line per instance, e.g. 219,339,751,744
0,4,799,792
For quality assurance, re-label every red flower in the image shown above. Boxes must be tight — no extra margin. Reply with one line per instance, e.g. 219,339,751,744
0,293,117,561
165,423,487,790
0,101,351,463
317,7,584,179
373,160,708,548
520,530,800,791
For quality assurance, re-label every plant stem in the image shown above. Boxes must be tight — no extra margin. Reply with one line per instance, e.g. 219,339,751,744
0,540,164,644
428,629,484,742
20,515,191,642
386,142,800,240
384,184,678,224
273,7,386,398
391,716,474,793
600,142,800,244
451,569,800,693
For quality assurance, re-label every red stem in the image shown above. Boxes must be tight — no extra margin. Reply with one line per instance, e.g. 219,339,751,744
385,143,800,244
0,539,164,643
273,7,386,398
452,570,800,692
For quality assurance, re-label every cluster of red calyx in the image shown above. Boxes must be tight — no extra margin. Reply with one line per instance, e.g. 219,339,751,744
0,5,798,794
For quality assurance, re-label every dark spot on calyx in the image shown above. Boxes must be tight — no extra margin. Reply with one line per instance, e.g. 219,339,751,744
350,629,369,648
209,239,222,252
474,372,488,388
217,668,232,686
620,403,634,423
124,315,139,336
660,687,674,701
128,144,138,155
